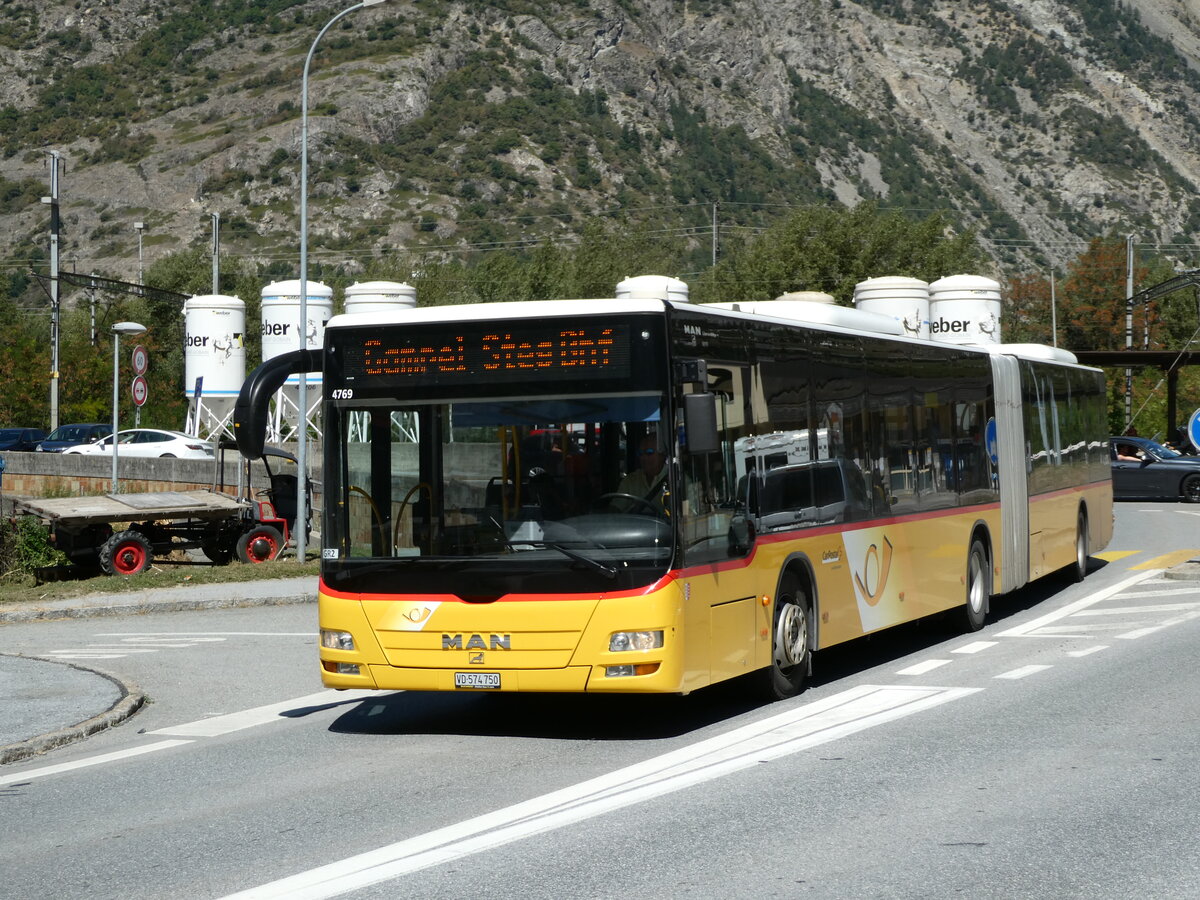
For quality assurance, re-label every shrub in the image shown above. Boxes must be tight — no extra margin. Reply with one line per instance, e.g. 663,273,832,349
0,516,68,577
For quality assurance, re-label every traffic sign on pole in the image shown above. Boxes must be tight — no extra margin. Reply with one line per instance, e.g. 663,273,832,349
131,374,149,407
131,344,148,375
1187,408,1200,452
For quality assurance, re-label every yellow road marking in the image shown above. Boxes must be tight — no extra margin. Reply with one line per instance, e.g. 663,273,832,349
1094,551,1138,562
1132,549,1200,570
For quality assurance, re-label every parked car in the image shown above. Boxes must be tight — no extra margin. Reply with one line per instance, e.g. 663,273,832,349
62,429,215,460
0,427,47,451
36,423,113,453
1110,436,1200,502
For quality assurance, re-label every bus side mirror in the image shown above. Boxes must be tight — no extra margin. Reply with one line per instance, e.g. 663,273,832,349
683,392,719,454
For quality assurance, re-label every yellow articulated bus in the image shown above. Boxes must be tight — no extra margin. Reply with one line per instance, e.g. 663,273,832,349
234,277,1112,701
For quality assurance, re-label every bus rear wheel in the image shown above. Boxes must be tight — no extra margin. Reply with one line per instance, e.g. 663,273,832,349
1070,513,1089,583
760,583,811,701
957,539,989,632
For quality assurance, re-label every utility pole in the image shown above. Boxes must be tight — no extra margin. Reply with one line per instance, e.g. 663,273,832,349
1124,234,1135,430
211,212,220,295
711,201,718,267
1050,270,1057,348
42,151,62,432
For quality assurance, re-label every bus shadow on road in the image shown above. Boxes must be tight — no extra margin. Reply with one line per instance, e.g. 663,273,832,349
326,682,774,741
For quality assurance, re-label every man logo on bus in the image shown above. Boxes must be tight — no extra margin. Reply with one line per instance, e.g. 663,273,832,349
443,634,512,650
853,535,894,607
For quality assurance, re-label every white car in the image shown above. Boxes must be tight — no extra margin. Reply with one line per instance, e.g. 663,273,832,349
63,429,215,459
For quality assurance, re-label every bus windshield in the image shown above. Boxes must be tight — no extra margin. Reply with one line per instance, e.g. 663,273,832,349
323,392,675,595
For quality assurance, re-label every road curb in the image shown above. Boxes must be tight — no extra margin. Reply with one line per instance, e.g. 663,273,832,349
0,658,145,766
0,591,315,625
1163,560,1200,581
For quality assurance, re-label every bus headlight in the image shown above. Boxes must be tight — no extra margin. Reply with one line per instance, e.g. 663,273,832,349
608,630,664,652
321,629,355,651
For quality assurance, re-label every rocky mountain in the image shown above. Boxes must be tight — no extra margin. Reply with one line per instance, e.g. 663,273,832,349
2,0,1199,298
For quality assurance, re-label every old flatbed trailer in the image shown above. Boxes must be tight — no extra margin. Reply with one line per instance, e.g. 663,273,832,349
15,487,291,575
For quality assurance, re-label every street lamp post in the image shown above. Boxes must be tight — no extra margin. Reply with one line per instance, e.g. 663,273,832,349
297,0,388,562
111,322,146,493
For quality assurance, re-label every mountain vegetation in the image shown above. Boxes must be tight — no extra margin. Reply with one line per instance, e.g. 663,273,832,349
1,0,1199,434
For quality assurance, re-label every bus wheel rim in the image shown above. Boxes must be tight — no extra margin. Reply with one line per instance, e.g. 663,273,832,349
968,552,985,614
775,601,806,668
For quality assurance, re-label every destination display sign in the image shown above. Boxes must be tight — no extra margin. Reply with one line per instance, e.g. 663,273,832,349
339,322,631,387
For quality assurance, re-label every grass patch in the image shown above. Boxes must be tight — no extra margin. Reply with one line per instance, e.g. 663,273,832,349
0,557,321,606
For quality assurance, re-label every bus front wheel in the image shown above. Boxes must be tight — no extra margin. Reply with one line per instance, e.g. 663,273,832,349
761,583,811,701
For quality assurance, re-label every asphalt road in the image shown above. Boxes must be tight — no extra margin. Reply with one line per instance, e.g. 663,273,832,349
1,503,1198,899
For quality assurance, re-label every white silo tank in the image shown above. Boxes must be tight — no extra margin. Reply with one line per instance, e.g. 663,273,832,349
260,279,334,385
853,276,930,339
183,294,246,397
775,291,836,304
343,280,417,316
929,274,1002,345
615,275,690,303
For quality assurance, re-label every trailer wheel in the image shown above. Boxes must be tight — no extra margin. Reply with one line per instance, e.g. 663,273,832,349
236,525,283,564
99,530,153,576
202,540,235,565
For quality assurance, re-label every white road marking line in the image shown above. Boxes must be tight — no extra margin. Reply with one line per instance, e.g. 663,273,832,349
1066,646,1108,657
0,740,192,786
94,632,313,636
46,648,161,655
1029,623,1154,634
994,665,1052,680
220,683,979,900
1071,603,1200,616
997,570,1159,637
1115,588,1200,598
147,690,378,738
1113,609,1200,640
952,641,998,654
1116,626,1164,640
895,659,952,675
40,653,127,660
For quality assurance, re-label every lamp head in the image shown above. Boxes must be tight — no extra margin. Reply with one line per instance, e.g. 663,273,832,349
112,321,147,336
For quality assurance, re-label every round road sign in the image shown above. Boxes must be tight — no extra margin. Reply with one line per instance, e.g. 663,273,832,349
131,344,149,375
131,374,149,407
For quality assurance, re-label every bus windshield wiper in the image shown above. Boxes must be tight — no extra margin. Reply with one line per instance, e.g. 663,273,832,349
547,541,617,579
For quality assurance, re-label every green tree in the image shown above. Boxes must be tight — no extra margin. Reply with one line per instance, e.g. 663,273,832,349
692,203,982,303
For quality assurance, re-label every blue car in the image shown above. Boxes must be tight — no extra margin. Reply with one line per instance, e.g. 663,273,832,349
0,427,46,451
35,423,113,453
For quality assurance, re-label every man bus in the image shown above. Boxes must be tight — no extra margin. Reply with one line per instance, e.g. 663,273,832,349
234,276,1111,701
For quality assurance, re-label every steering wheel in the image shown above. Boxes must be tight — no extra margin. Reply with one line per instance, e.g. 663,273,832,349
592,492,662,516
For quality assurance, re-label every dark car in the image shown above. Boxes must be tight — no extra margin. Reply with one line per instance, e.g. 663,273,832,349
0,427,46,451
35,423,113,453
1110,436,1200,502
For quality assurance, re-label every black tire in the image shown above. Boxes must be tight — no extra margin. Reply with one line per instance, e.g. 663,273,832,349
160,453,176,458
236,525,283,564
202,541,235,565
759,580,812,701
1182,474,1200,503
1070,513,1089,583
99,530,153,576
956,539,989,632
